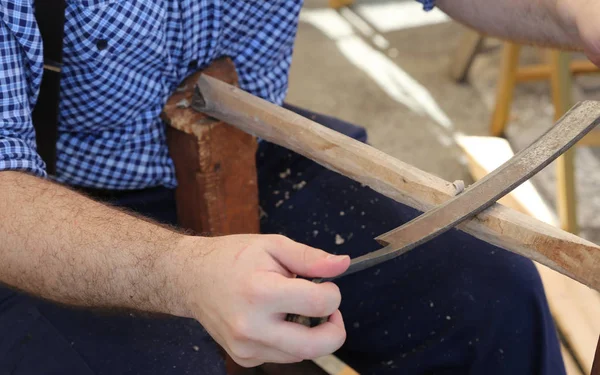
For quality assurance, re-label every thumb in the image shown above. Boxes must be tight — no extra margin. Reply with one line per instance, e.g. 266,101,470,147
267,236,350,278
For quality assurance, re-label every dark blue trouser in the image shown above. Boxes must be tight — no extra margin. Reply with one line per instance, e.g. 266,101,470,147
0,105,565,374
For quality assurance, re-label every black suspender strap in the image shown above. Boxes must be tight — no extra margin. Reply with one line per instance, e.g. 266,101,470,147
32,0,66,175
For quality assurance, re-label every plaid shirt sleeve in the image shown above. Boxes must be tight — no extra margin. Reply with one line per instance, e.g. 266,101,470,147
0,1,46,178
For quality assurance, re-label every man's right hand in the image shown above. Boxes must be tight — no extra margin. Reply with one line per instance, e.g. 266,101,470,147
166,234,351,368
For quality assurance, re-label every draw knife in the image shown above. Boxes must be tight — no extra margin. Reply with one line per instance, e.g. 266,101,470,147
285,101,600,326
321,101,600,283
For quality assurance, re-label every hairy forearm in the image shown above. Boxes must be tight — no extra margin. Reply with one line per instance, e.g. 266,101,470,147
0,171,190,316
438,0,581,49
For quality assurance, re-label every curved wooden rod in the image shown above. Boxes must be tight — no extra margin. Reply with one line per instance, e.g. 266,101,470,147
193,74,600,292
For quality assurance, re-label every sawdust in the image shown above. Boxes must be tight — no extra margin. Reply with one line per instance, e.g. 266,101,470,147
279,168,291,178
293,181,307,190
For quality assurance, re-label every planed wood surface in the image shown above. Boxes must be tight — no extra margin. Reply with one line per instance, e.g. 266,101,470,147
456,134,596,374
192,74,600,293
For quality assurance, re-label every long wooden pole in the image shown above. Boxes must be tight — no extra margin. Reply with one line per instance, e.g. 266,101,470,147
192,74,600,292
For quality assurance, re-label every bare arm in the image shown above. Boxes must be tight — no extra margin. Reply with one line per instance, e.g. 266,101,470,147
0,171,188,315
437,0,600,64
0,171,349,367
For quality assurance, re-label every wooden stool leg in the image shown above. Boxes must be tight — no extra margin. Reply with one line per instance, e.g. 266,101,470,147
490,42,521,136
329,0,354,9
549,50,579,234
449,30,485,83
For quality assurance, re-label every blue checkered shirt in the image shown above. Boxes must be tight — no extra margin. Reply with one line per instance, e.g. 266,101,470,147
0,0,435,190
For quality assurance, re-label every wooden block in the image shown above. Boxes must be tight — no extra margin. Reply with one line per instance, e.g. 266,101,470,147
162,58,260,236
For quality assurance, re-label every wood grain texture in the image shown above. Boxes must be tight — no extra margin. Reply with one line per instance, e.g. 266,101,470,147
163,58,259,236
193,74,600,292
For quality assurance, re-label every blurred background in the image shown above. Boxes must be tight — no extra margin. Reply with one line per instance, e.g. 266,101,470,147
286,1,600,374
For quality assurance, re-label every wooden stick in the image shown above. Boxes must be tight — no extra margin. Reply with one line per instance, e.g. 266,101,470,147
192,75,600,292
456,135,592,374
490,42,521,137
516,60,600,82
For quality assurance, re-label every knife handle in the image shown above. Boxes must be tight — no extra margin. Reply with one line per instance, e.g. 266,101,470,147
284,277,330,327
285,312,329,327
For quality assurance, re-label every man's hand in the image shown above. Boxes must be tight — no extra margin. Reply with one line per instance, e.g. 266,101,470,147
170,234,351,368
0,172,349,367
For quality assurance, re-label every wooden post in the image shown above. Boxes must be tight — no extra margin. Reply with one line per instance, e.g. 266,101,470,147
490,42,521,136
549,50,579,234
449,30,485,83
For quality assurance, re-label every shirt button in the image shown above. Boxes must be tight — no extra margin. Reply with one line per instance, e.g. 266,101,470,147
96,39,109,51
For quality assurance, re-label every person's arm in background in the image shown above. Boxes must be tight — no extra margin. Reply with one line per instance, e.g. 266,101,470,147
435,0,600,65
0,6,348,368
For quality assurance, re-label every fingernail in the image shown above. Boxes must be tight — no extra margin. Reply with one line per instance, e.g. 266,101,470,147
327,254,349,261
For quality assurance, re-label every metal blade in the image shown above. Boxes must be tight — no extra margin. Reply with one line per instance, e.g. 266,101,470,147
324,101,600,282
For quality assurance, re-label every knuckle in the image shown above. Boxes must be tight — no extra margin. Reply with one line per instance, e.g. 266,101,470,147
327,283,342,306
245,276,270,303
307,285,338,317
230,316,254,342
308,291,328,317
268,234,290,247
